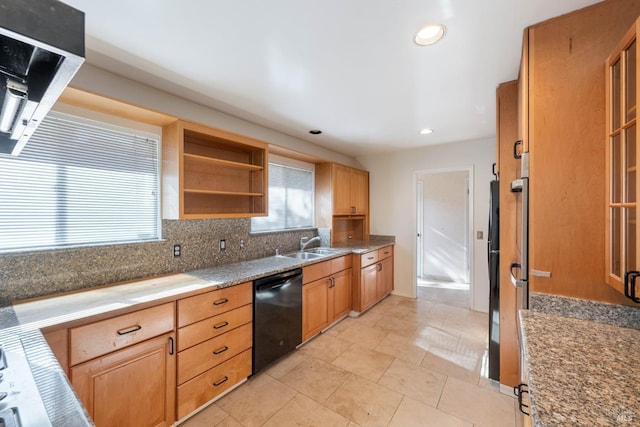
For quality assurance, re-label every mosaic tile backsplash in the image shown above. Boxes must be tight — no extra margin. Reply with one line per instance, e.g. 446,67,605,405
0,218,328,304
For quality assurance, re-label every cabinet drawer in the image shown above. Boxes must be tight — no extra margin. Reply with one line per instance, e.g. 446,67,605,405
360,251,378,268
178,282,252,327
303,260,331,284
178,304,252,352
378,245,393,260
69,302,175,366
331,255,352,273
176,349,252,420
177,322,252,384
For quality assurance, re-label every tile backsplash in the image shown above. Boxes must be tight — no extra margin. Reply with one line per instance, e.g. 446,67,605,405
0,218,326,304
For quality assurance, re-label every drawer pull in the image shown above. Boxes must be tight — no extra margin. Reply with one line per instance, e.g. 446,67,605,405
213,321,230,330
213,346,229,355
367,256,374,260
116,325,142,335
213,376,229,387
213,298,229,306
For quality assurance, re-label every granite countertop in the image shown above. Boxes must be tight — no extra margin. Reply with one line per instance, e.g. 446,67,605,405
520,309,640,426
1,238,395,426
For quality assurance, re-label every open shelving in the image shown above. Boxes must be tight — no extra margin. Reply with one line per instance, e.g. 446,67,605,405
162,120,268,219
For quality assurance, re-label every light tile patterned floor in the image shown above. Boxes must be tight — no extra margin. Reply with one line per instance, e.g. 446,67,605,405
180,285,518,427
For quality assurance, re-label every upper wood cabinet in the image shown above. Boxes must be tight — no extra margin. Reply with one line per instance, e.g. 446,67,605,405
162,120,268,219
332,164,369,215
315,163,369,244
606,18,639,300
519,0,640,305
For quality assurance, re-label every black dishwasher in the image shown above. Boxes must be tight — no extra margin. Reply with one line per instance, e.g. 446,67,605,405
253,268,303,374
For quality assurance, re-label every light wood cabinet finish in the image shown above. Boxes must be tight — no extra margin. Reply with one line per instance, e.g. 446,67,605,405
177,322,252,385
71,333,176,427
176,349,252,420
69,302,174,366
302,277,330,340
496,81,521,388
162,120,267,219
315,162,370,244
43,327,69,376
606,18,640,300
352,246,394,313
178,282,252,327
177,304,252,352
302,256,352,341
521,0,640,304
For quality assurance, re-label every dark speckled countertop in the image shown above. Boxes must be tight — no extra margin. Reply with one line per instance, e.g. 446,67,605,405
0,238,395,426
520,294,640,426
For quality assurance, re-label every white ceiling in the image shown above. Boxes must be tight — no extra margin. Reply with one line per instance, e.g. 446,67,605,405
63,0,602,157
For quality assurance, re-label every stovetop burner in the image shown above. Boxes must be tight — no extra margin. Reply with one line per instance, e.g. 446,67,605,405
0,406,20,427
0,341,51,426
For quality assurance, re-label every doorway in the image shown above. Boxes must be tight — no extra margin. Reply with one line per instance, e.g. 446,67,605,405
415,168,472,308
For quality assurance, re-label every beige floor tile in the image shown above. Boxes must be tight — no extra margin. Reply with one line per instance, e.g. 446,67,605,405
373,315,419,337
325,374,403,426
378,359,447,407
421,346,480,384
180,403,228,426
214,416,243,427
298,333,353,362
264,350,309,379
332,344,394,382
374,332,428,365
351,310,386,327
389,396,473,427
279,356,351,402
412,324,460,351
437,376,516,427
330,316,357,333
216,374,296,427
263,393,350,427
337,323,388,349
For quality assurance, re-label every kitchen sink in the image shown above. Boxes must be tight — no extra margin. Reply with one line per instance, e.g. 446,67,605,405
305,247,343,255
280,251,326,260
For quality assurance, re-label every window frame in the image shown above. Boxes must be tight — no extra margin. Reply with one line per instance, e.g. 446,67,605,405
0,109,163,254
250,154,316,233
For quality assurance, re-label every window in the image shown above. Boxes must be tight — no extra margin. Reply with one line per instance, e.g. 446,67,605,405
0,111,160,252
251,156,314,232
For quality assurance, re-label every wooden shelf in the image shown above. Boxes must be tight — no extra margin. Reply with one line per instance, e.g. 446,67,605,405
162,120,268,219
183,153,264,171
184,189,263,197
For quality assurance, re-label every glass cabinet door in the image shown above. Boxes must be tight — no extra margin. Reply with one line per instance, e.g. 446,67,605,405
607,19,639,297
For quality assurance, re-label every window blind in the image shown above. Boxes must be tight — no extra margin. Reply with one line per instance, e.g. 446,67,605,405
0,112,160,252
251,161,314,232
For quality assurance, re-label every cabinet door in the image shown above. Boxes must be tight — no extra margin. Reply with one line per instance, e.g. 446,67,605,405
330,268,352,321
333,164,353,214
71,333,176,427
376,257,394,299
360,264,379,311
302,278,329,341
351,169,369,214
607,19,639,297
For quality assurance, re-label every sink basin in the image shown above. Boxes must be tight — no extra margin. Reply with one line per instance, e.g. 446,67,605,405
280,251,325,260
305,247,342,255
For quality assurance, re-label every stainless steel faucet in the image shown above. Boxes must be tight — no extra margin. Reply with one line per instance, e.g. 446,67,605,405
300,236,321,250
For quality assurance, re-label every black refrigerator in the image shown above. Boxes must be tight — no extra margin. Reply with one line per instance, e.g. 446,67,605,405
488,175,500,382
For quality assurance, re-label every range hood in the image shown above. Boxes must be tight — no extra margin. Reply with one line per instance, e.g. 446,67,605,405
0,0,84,156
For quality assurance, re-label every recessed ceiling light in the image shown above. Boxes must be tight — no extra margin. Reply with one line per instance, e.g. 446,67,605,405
419,128,434,135
414,24,446,46
309,130,322,135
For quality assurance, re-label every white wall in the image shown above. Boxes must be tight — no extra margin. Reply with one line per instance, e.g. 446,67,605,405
420,170,469,283
357,137,494,313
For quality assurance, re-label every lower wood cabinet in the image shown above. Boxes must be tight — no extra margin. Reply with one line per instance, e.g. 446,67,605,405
70,332,176,427
353,245,394,313
175,283,253,419
302,256,352,341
